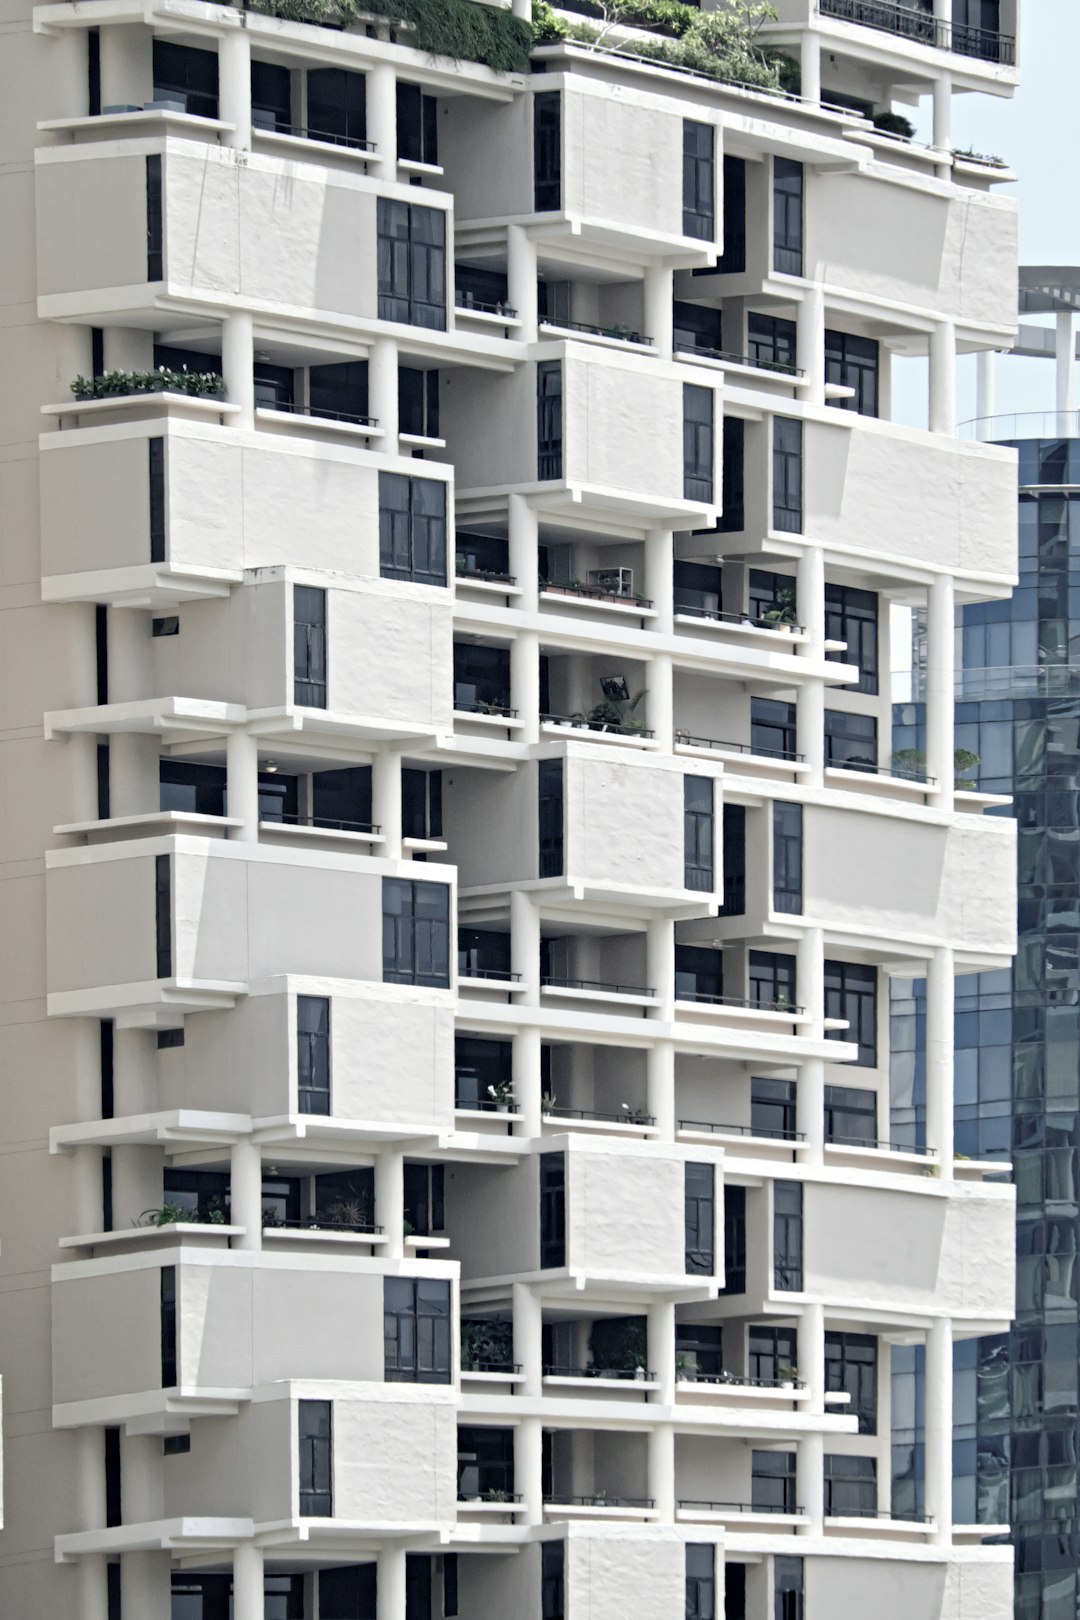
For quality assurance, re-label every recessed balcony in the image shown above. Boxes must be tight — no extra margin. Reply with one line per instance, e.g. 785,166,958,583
816,0,1016,65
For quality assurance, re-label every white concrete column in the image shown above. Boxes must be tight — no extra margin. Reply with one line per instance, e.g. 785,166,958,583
376,1546,407,1620
648,1423,675,1522
976,349,996,435
515,1026,543,1138
515,1415,545,1525
367,62,397,181
513,1280,543,1397
372,749,403,860
233,1543,264,1620
104,327,154,373
797,1432,824,1535
643,263,673,359
512,630,540,745
648,652,674,753
508,493,540,613
218,29,252,151
796,678,825,788
226,729,259,841
376,1148,405,1259
230,1136,263,1250
926,571,955,812
647,527,675,636
800,30,822,105
369,336,399,453
222,311,255,431
649,1299,676,1403
796,285,826,407
511,0,530,18
108,603,152,702
507,225,539,344
511,888,541,1004
121,1435,169,1620
98,24,153,109
931,75,952,154
925,1315,954,1545
1056,311,1076,416
928,321,957,437
796,544,825,654
114,1026,156,1116
646,1040,676,1142
646,917,676,1021
801,1300,825,1415
796,926,825,1040
109,734,159,817
796,1057,825,1165
79,1557,110,1620
111,1145,164,1228
926,946,955,1177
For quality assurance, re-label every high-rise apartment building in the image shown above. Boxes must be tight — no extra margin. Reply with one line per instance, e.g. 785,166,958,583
0,1,1022,1617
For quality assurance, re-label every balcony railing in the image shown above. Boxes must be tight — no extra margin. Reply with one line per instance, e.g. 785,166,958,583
455,291,519,318
457,1490,524,1504
674,602,804,633
458,966,521,983
825,756,935,785
255,121,377,153
542,580,654,609
676,991,805,1015
270,813,381,835
456,563,517,586
678,1498,803,1516
674,732,805,763
545,1494,656,1509
679,1118,806,1144
266,401,378,429
826,1132,933,1156
456,1095,521,1114
675,340,804,379
678,1369,807,1391
266,1217,384,1234
545,1105,657,1126
824,1504,932,1522
455,700,519,718
542,975,656,998
540,317,653,347
817,0,1015,63
543,712,655,740
544,1364,655,1381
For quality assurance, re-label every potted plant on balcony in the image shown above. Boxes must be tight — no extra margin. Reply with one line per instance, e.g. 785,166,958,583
487,1080,514,1113
777,1362,799,1389
541,1090,558,1114
761,585,798,633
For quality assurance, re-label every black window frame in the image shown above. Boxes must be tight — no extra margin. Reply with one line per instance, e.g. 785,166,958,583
773,1180,803,1292
541,1541,565,1620
456,1425,514,1499
772,417,803,533
684,384,715,503
772,157,804,276
682,119,715,241
685,1543,716,1620
748,1324,798,1383
306,66,367,149
149,436,165,563
454,1034,512,1112
398,366,440,441
715,153,746,273
824,1083,878,1148
823,1453,877,1518
540,1152,566,1269
293,584,327,708
160,1264,177,1386
538,758,565,879
719,416,745,532
403,1161,445,1237
396,79,438,166
383,878,451,989
824,328,880,418
721,1183,746,1295
748,313,798,374
298,1399,333,1516
152,40,218,119
775,1556,804,1620
675,944,723,1004
824,708,878,773
297,994,330,1116
377,198,446,330
772,801,803,915
824,584,879,695
251,58,292,132
824,960,878,1067
309,359,369,425
824,1332,878,1435
685,1162,716,1276
751,1077,797,1142
684,775,715,892
748,950,796,1011
751,1449,796,1513
155,853,172,978
454,641,511,715
402,767,443,842
537,360,563,480
319,1564,377,1620
533,92,562,211
384,1276,452,1384
379,471,447,587
146,154,163,280
751,697,797,761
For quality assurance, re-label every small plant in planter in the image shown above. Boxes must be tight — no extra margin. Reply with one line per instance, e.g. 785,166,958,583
620,1101,651,1124
777,1362,799,1386
487,1080,515,1112
541,1090,558,1113
484,1487,511,1502
773,993,795,1014
587,686,649,734
71,366,225,401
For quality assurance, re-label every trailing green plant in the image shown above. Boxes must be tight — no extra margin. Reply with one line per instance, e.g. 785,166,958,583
952,147,1006,167
138,1201,226,1226
587,685,648,733
589,1314,647,1372
872,109,915,139
246,0,533,73
461,1316,514,1369
534,0,794,93
72,367,224,400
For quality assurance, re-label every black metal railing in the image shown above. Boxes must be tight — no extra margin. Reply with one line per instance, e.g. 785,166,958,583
825,1504,932,1522
545,1105,656,1126
257,122,377,152
679,1118,806,1144
271,813,381,835
674,733,805,763
459,966,522,983
456,1095,520,1114
678,1498,803,1515
455,291,519,318
826,1132,933,1156
542,581,654,609
676,991,805,1015
542,976,656,998
825,756,935,785
540,317,653,346
265,400,378,429
457,564,517,585
457,1491,524,1504
674,602,804,633
675,340,804,379
542,712,655,740
817,0,1014,62
545,1494,656,1509
677,1369,807,1390
544,1365,655,1381
455,700,519,718
266,1217,384,1234
461,1359,523,1374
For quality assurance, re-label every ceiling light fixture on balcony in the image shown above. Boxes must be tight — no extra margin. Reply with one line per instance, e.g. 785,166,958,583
264,759,279,773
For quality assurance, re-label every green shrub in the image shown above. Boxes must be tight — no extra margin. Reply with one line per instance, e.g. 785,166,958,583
71,367,224,400
247,0,533,74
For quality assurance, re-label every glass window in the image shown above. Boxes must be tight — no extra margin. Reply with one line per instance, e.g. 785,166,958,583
384,1277,452,1383
772,418,803,532
686,1544,715,1620
773,1181,803,1291
721,803,746,915
824,1454,877,1517
773,801,803,914
396,80,437,165
673,559,722,619
824,709,878,772
537,361,563,480
685,1162,715,1274
399,367,440,440
675,1323,724,1377
825,329,880,416
454,642,511,714
541,1542,565,1620
311,765,372,832
773,158,803,275
454,1036,512,1112
306,66,366,148
748,1324,798,1383
298,1400,332,1515
673,300,723,355
825,584,878,693
152,40,218,118
749,950,797,1011
748,569,795,623
146,153,163,281
160,1265,176,1386
297,995,330,1115
310,360,369,424
149,435,165,561
319,1564,377,1620
376,199,446,329
825,1333,878,1434
748,313,798,374
457,928,511,980
751,697,797,760
379,472,447,586
715,154,746,273
539,759,564,878
720,416,745,532
404,1162,444,1236
825,961,878,1066
155,853,172,978
540,1153,566,1268
752,1078,797,1141
533,92,561,210
293,584,327,707
684,776,715,892
775,1556,804,1620
457,1426,514,1499
251,59,291,132
684,384,715,503
683,120,715,241
402,768,442,841
675,945,723,1003
824,1084,878,1147
752,1450,796,1513
721,1184,746,1295
382,878,451,988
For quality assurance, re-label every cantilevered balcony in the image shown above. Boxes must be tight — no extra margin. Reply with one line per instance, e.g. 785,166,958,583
816,0,1016,65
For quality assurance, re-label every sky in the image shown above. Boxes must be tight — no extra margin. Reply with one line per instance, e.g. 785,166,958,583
891,0,1080,429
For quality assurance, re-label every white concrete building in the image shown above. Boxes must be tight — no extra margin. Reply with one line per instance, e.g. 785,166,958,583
0,0,1021,1616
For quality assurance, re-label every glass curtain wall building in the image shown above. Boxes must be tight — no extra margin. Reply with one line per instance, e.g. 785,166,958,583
893,271,1080,1620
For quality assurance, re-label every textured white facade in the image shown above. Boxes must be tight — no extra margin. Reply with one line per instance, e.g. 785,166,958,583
0,1,1021,1617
